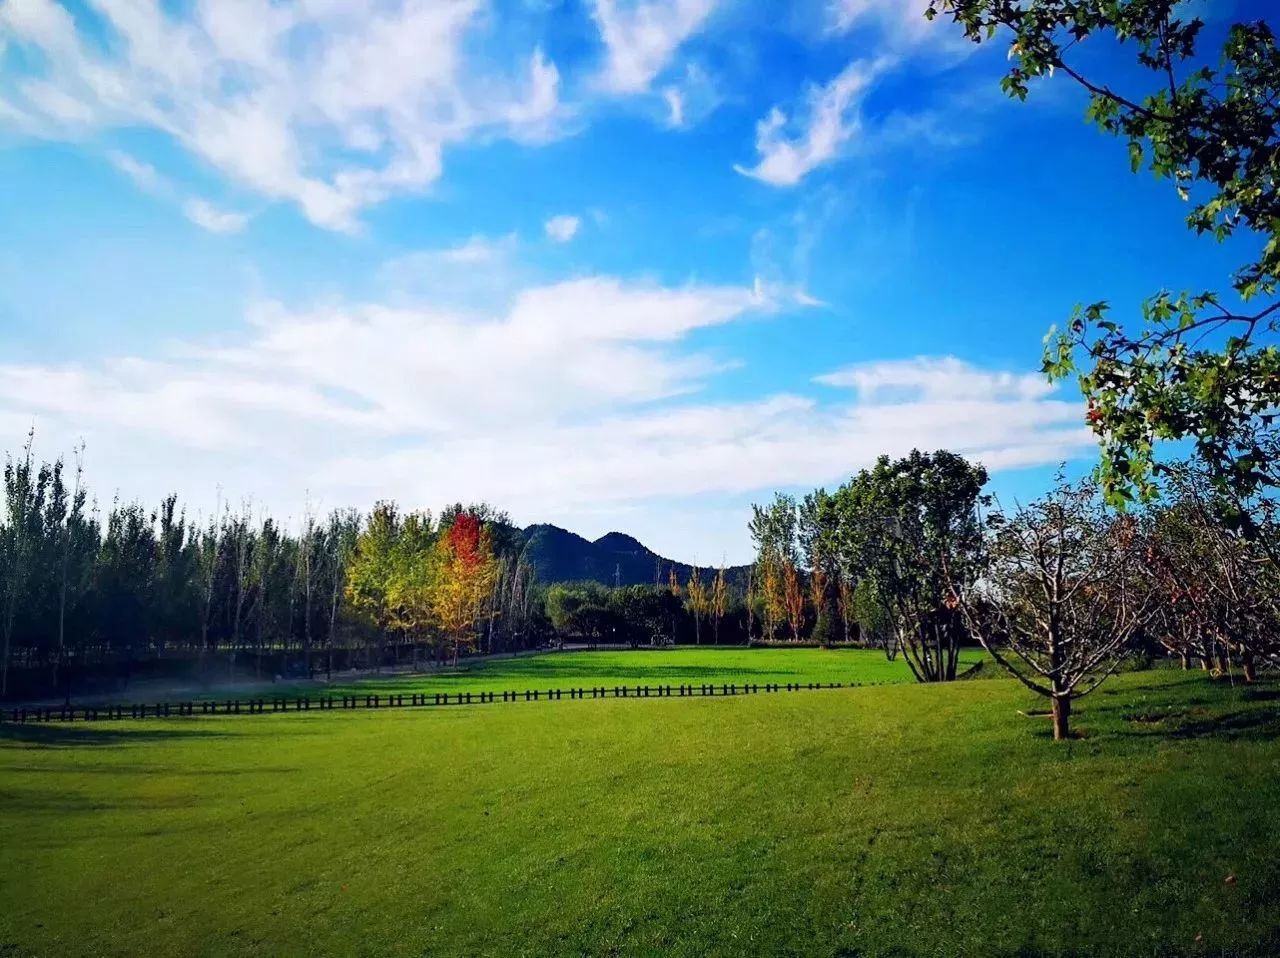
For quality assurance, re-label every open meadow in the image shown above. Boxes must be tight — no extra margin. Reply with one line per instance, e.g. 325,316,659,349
158,646,985,703
2,657,1278,958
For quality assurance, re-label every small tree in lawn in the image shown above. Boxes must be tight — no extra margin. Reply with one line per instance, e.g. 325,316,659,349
684,565,709,645
432,512,497,665
711,566,728,645
952,478,1153,741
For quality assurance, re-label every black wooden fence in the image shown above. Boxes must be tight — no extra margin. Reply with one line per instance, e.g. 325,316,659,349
0,681,862,724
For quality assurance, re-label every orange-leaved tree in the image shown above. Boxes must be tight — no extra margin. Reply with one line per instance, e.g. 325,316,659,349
431,512,498,665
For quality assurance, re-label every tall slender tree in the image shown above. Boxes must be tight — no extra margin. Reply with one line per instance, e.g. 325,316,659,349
711,565,728,645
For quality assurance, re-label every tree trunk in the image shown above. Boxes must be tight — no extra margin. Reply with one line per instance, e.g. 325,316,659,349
1051,695,1071,741
1242,650,1258,684
1179,653,1190,670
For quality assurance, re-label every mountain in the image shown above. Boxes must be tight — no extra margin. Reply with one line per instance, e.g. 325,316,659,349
519,524,751,589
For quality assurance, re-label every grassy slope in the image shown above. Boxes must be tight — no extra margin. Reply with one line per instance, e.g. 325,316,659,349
101,647,977,704
2,668,1279,957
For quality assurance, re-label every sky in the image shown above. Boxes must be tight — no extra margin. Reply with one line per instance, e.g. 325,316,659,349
0,0,1265,563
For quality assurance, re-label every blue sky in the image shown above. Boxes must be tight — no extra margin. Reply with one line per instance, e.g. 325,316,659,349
0,0,1263,562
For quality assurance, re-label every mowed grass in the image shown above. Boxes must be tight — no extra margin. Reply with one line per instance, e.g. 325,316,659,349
2,668,1279,957
169,647,979,703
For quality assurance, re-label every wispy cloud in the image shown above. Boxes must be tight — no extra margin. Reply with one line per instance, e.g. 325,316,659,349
816,356,1056,403
0,0,562,230
590,0,720,94
105,150,168,195
826,0,963,53
661,62,719,129
0,241,1087,559
182,199,251,234
106,149,252,233
545,214,582,243
735,57,891,187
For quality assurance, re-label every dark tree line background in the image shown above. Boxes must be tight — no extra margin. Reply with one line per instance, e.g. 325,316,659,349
0,434,774,702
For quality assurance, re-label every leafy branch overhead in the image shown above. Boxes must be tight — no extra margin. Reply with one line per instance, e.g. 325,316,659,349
929,0,1280,506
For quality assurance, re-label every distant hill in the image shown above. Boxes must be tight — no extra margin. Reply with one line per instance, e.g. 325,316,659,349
519,524,751,589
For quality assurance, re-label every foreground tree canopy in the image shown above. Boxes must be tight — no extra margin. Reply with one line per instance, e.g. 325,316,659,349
930,0,1280,510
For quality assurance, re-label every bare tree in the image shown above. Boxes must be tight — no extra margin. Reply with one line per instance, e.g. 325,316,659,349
952,478,1152,740
1155,467,1280,681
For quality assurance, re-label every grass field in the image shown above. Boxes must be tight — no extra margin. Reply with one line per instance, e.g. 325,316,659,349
79,646,981,705
2,659,1279,957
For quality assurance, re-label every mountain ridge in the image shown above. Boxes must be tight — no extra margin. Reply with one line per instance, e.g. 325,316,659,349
519,523,750,588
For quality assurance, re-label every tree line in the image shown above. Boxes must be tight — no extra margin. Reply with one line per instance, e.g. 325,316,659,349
0,433,547,700
0,432,766,702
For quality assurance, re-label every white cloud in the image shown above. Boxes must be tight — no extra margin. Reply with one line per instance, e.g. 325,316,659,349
377,233,524,309
0,0,563,230
816,356,1056,403
661,62,719,129
183,198,251,234
0,245,1090,561
590,0,720,94
827,0,968,55
662,86,685,127
544,214,581,243
828,0,932,40
106,150,167,195
735,57,891,187
106,148,252,232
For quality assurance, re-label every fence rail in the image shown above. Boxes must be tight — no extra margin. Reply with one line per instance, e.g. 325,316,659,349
0,681,861,724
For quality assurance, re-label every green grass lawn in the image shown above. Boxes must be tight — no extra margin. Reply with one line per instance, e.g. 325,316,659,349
2,667,1279,957
92,646,982,705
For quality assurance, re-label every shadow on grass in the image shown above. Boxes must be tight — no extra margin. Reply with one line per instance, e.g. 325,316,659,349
1242,686,1280,702
1,762,299,776
0,789,203,814
0,723,230,749
1167,706,1280,741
